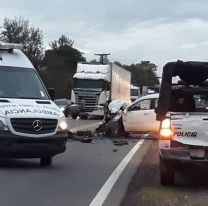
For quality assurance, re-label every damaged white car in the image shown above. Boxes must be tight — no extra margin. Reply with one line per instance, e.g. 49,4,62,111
122,93,160,135
105,93,160,137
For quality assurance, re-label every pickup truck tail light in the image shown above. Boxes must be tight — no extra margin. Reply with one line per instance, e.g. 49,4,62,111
159,118,173,140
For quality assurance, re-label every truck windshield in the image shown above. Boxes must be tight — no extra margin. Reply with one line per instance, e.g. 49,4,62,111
74,79,106,91
0,66,49,100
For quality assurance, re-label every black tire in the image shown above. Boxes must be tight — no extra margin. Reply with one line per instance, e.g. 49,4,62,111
40,157,52,166
72,114,78,119
103,122,111,137
159,155,175,185
110,121,123,138
118,118,129,138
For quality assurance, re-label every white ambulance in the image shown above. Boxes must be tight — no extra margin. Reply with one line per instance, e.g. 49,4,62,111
0,42,68,166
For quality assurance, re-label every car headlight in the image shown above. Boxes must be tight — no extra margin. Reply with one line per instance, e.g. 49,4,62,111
60,107,65,112
0,117,8,131
58,117,68,131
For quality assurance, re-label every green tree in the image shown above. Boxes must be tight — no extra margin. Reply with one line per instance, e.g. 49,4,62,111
0,17,44,71
123,61,159,86
42,35,85,98
49,35,74,50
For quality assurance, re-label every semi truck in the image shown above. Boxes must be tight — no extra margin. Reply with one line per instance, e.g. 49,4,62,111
71,62,131,118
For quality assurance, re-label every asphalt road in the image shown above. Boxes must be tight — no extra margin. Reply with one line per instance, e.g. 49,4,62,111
0,117,151,206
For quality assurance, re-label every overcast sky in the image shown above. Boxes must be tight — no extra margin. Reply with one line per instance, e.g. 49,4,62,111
1,0,208,75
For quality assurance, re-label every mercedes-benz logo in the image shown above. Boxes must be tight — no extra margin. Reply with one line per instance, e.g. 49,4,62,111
32,120,42,132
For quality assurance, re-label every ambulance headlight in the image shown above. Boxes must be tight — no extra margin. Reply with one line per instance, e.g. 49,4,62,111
0,118,8,131
58,117,68,131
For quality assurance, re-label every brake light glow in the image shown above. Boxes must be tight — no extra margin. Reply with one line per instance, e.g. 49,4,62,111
160,128,172,138
160,118,173,140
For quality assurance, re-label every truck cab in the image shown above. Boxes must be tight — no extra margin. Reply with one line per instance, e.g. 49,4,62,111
71,63,110,118
156,60,208,185
0,43,68,166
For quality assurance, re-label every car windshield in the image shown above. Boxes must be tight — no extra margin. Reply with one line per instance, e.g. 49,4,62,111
0,66,49,100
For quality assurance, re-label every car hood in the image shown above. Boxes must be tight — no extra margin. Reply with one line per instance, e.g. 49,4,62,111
0,99,64,119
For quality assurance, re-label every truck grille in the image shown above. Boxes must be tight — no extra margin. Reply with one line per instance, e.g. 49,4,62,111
10,118,58,134
75,92,100,112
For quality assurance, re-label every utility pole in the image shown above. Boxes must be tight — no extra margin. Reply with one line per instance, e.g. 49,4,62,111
94,53,110,64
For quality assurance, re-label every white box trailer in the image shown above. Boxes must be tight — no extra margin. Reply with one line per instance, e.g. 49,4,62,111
111,63,131,101
71,62,131,118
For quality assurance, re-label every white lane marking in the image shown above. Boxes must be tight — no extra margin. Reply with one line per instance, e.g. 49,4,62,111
70,122,102,132
89,139,145,206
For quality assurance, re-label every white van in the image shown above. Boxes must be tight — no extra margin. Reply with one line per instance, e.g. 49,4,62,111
0,42,68,166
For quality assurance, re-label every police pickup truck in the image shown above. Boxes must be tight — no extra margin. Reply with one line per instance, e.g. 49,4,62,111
156,60,208,185
0,42,68,166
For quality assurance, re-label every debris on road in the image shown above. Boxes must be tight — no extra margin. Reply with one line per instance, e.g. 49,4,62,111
113,139,129,146
67,131,92,143
95,119,125,139
76,130,92,137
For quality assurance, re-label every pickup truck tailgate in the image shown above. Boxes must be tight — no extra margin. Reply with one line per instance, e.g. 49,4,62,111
171,113,208,146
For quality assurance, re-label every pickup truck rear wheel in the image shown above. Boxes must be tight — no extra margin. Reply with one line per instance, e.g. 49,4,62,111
159,156,174,185
40,157,52,166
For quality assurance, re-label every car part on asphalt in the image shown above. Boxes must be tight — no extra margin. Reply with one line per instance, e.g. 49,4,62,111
76,130,92,136
113,139,129,146
67,131,92,143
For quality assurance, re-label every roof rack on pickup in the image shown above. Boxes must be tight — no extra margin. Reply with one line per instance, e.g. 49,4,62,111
0,42,23,51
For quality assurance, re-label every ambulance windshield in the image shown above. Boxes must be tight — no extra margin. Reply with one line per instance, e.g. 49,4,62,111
0,66,49,100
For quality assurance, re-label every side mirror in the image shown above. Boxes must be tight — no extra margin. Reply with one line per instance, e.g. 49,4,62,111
47,88,55,101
